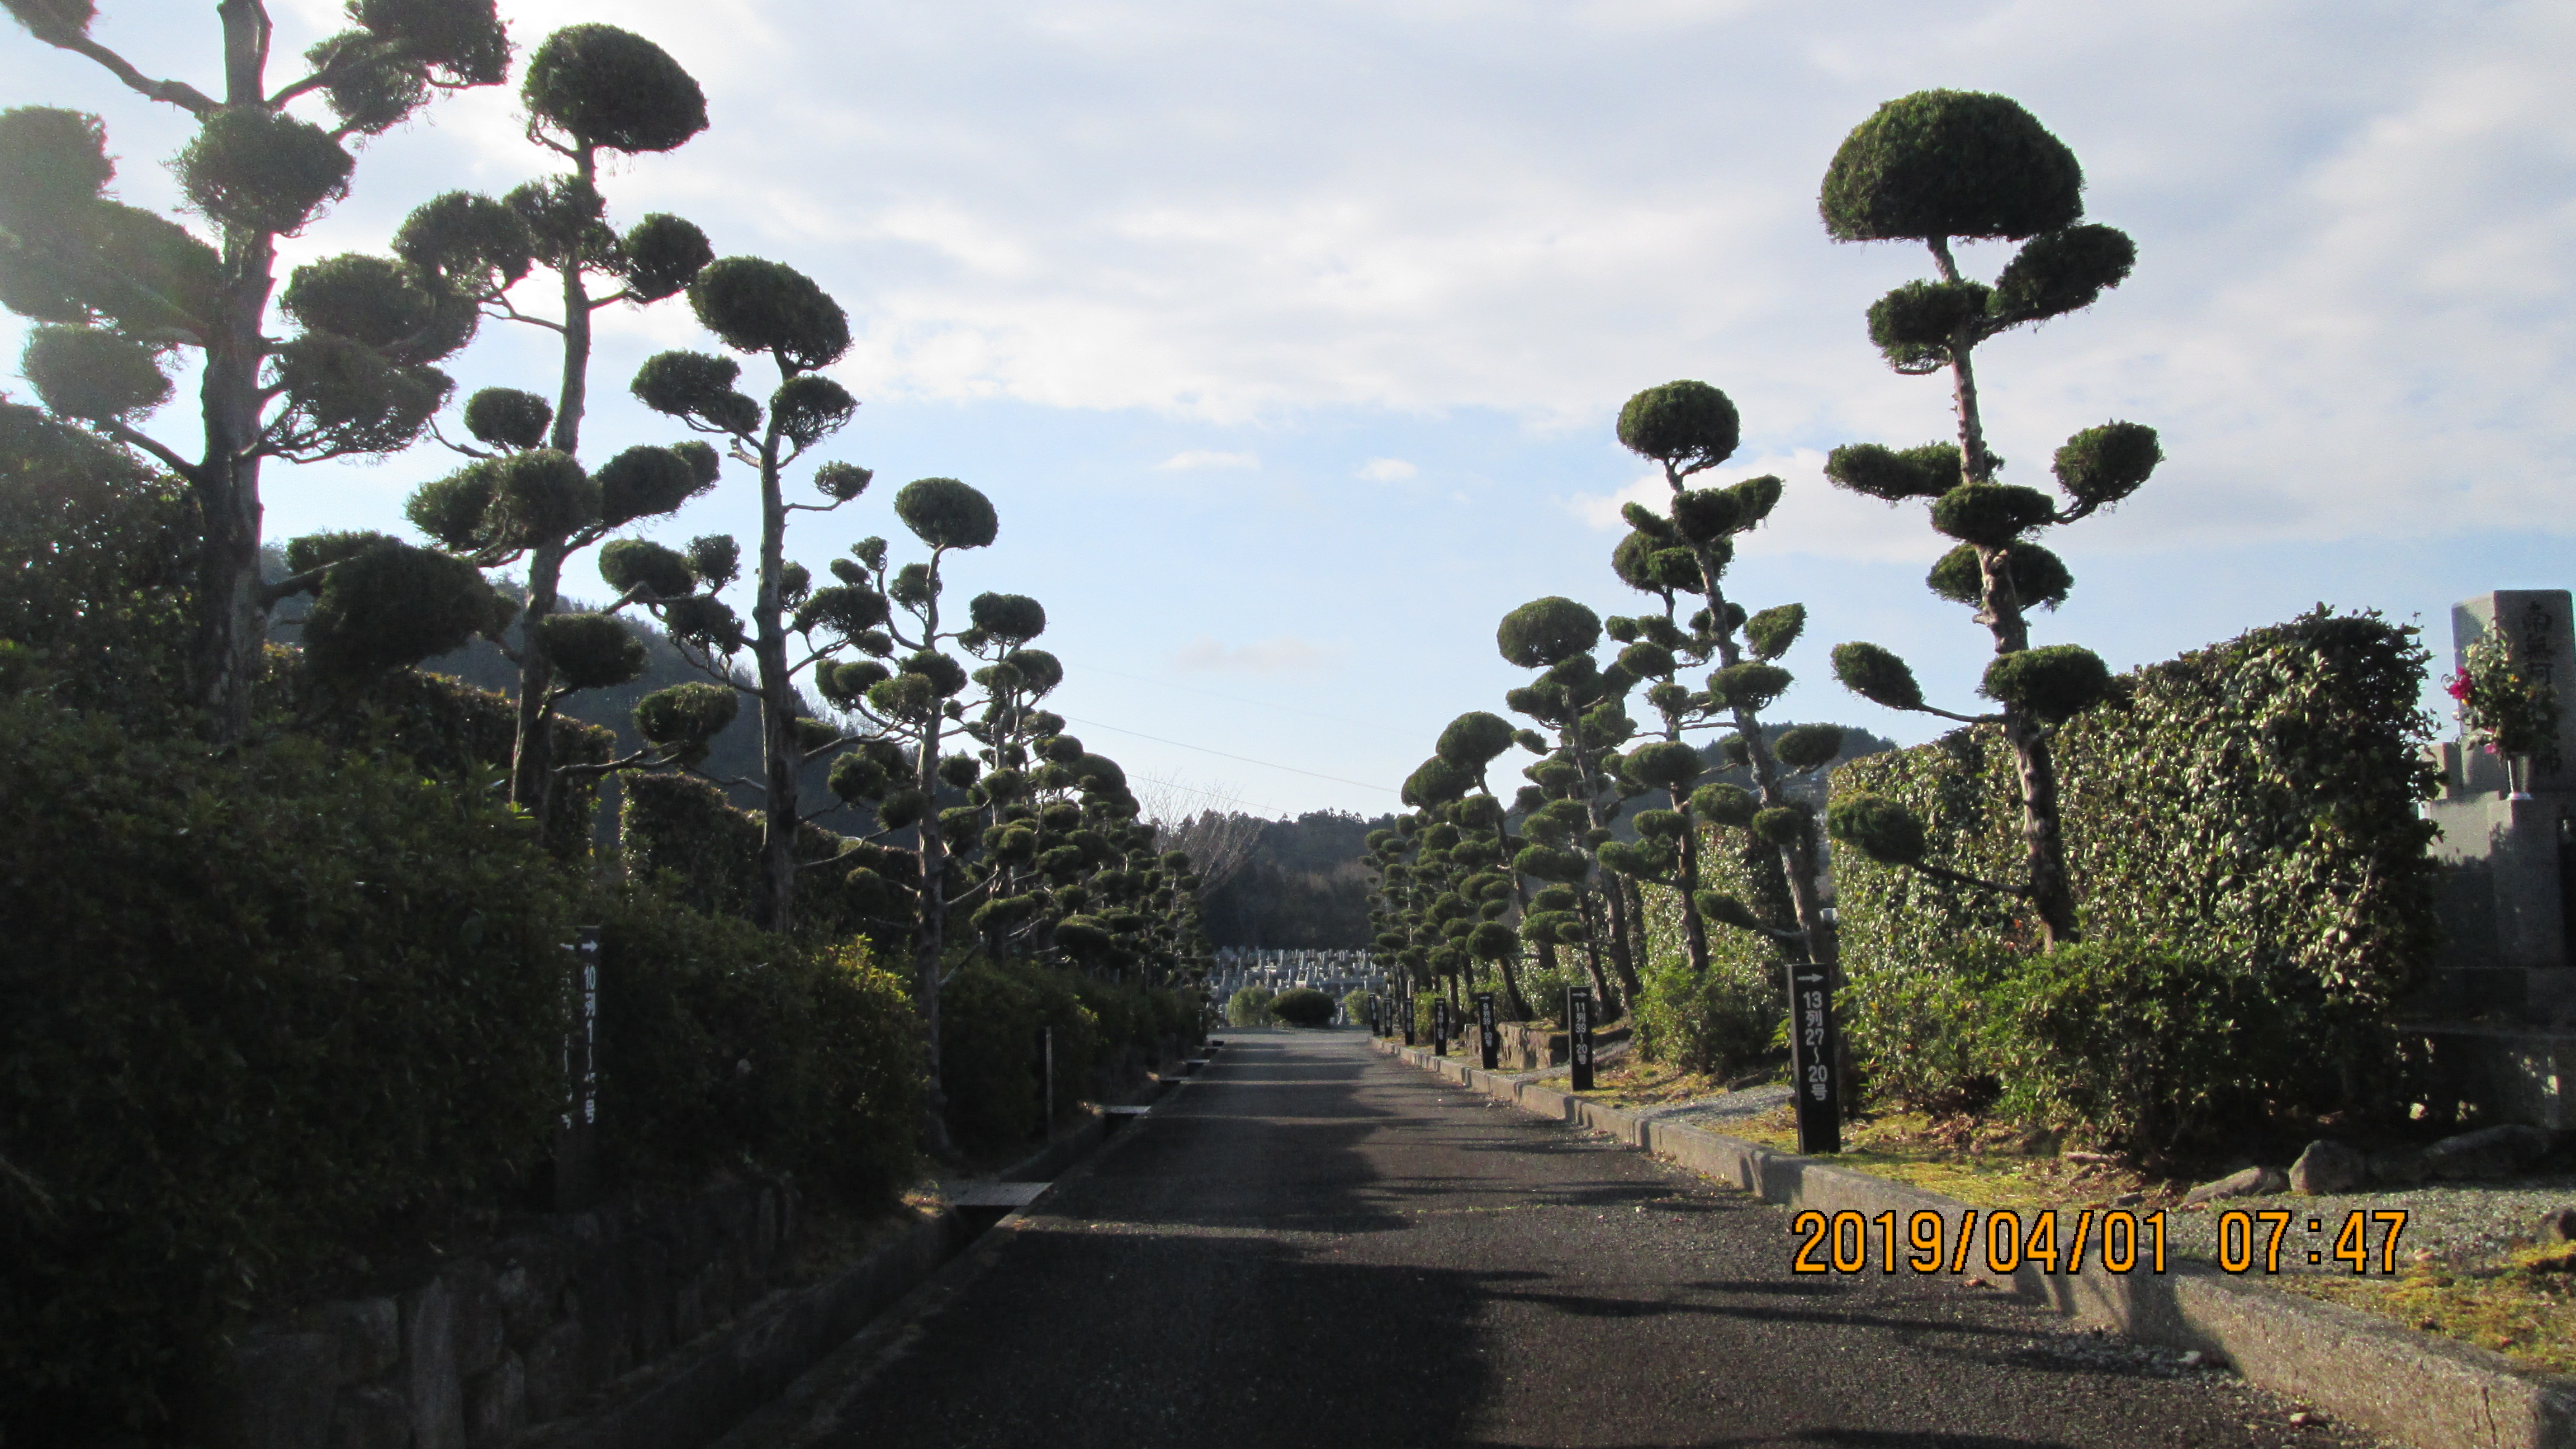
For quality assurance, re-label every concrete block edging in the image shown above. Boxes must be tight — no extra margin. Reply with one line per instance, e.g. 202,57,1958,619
1374,1038,2576,1449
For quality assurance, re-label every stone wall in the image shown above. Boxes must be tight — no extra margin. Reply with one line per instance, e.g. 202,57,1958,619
225,1175,798,1449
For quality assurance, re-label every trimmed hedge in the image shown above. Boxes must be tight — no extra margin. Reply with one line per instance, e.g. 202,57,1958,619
1270,986,1336,1027
0,700,574,1434
1830,609,2441,1137
940,956,1196,1153
1225,983,1276,1026
621,771,886,940
1635,831,1792,1078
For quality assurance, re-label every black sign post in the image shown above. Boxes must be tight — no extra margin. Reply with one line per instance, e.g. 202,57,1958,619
1787,959,1841,1155
1367,995,1380,1035
1476,991,1498,1070
1566,984,1594,1092
554,926,601,1211
1401,996,1415,1046
1432,998,1449,1057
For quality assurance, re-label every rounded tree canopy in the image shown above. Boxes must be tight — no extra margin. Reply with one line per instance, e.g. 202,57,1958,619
1820,91,2083,243
1930,482,2056,548
1743,603,1806,661
598,538,693,599
633,685,736,763
1004,647,1063,695
1708,661,1791,714
1926,541,2071,612
461,386,551,449
1991,224,2136,326
2051,420,2161,512
1436,710,1516,769
486,448,596,542
300,541,495,680
1980,643,2111,723
1696,891,1765,932
894,476,997,550
1670,487,1738,544
770,372,856,448
686,533,740,589
523,24,708,155
1751,806,1805,845
1402,756,1475,809
0,106,111,229
21,324,168,423
1827,794,1927,865
596,442,707,526
1689,782,1758,827
1617,380,1740,473
617,212,713,302
173,106,352,237
689,257,850,372
536,611,646,691
393,191,533,300
901,648,969,698
813,461,872,502
1625,740,1703,791
631,349,760,434
347,0,510,86
970,591,1046,642
1497,595,1600,669
1822,441,1959,501
1831,641,1925,712
300,30,430,138
1774,723,1845,771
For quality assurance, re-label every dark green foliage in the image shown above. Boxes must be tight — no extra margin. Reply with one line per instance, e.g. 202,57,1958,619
20,324,167,421
1988,941,2266,1158
503,173,610,257
347,0,509,85
1270,987,1337,1027
1773,724,1844,771
300,30,430,136
534,610,646,690
1401,756,1474,808
1821,441,1958,501
795,584,890,638
596,443,707,527
0,401,190,715
634,680,738,763
1427,712,1508,775
2051,420,2161,510
171,106,352,236
1004,647,1062,694
1979,643,2110,723
1616,640,1676,678
893,476,998,550
524,24,708,154
0,702,570,1433
1616,380,1739,471
813,460,873,502
394,191,536,299
687,532,741,588
1820,90,2083,243
0,0,93,41
620,772,887,936
1991,224,2136,325
266,334,452,458
300,542,495,680
617,212,712,301
632,349,761,433
1929,482,2055,547
1742,603,1805,662
1708,662,1789,713
462,386,551,449
0,106,110,225
1497,595,1601,668
1689,782,1758,827
1751,806,1805,844
660,594,745,651
1669,487,1736,543
1827,793,1928,865
1867,279,1990,371
281,528,397,574
405,463,496,550
1831,641,1926,711
689,256,850,372
281,252,468,361
770,372,856,447
588,892,918,1200
1625,740,1703,790
1926,541,2071,611
901,648,968,697
969,591,1045,642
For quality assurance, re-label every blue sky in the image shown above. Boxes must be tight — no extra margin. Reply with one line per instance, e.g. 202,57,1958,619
6,0,2572,817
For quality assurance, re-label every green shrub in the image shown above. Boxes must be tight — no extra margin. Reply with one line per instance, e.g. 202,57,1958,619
940,956,1101,1152
1341,988,1373,1026
588,884,920,1203
1831,609,2441,1126
1270,987,1336,1027
621,771,891,940
0,700,572,1436
1225,983,1276,1026
1634,833,1791,1077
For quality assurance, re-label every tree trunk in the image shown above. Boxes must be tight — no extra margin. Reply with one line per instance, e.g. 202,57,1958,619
509,539,566,822
1671,788,1712,973
750,421,798,934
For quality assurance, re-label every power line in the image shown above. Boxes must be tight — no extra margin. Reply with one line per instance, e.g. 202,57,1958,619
1073,663,1412,738
1055,713,1399,794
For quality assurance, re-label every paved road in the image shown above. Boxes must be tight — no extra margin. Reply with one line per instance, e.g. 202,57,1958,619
745,1029,2384,1449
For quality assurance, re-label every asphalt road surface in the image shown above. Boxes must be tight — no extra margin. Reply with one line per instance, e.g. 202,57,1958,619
741,1029,2386,1449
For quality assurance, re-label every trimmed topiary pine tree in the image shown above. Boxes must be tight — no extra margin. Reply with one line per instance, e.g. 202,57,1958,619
1815,91,2161,948
388,22,719,824
0,0,510,738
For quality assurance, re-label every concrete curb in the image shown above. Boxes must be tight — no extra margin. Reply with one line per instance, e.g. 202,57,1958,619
1373,1038,2576,1449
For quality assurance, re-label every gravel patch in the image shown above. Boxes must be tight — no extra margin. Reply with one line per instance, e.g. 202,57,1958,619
2162,1173,2576,1272
1644,1082,1794,1125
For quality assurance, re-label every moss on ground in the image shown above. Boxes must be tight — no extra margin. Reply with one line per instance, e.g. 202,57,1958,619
2276,1244,2576,1376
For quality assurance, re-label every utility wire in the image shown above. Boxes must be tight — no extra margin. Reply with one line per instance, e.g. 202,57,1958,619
1056,713,1398,794
1074,663,1411,738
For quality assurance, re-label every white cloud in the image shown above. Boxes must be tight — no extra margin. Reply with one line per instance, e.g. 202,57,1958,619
1172,634,1334,675
1156,449,1260,471
1357,457,1418,481
1562,451,1941,564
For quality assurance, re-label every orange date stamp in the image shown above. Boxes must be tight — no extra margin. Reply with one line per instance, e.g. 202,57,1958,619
1789,1207,2410,1276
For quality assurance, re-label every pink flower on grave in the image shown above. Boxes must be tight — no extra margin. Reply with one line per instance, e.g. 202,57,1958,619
2445,671,2473,704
